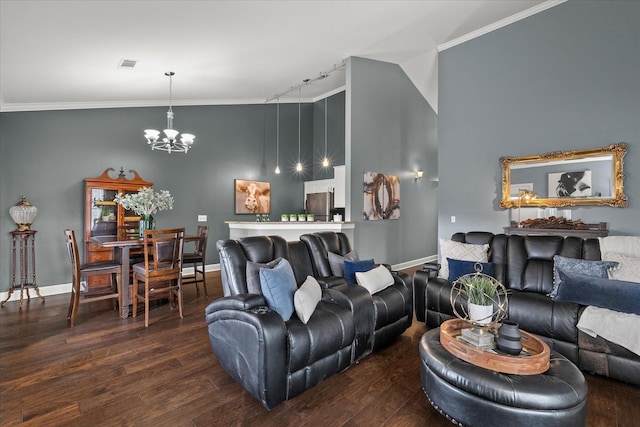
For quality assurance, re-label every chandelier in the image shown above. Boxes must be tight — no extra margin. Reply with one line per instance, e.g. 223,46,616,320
144,72,195,153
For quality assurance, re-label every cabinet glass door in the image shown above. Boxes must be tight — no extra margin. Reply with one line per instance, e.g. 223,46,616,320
91,188,118,237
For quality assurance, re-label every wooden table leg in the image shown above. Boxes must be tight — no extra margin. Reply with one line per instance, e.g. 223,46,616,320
118,246,132,318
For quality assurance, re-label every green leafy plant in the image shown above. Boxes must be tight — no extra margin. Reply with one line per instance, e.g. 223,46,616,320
113,187,173,217
458,274,497,306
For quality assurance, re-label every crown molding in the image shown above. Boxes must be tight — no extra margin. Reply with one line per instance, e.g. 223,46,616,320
437,0,567,52
0,88,348,112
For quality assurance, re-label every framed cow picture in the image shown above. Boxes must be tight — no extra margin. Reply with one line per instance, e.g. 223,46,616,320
234,179,271,214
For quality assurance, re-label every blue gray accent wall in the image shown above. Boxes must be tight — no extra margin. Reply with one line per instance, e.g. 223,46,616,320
438,0,639,239
0,102,319,291
348,56,438,265
312,91,346,180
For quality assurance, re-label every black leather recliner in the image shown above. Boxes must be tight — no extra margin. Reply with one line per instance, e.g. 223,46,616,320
414,231,640,386
206,236,360,409
301,231,414,351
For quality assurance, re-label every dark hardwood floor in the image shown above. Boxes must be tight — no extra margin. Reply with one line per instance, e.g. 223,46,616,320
1,270,639,426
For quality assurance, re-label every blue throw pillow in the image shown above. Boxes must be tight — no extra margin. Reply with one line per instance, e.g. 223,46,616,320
447,258,494,282
551,255,618,298
344,259,375,285
553,268,640,315
259,258,298,320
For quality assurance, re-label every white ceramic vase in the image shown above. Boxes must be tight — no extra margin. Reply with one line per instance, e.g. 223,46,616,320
468,303,493,326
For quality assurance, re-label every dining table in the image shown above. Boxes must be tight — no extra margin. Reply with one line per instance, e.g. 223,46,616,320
91,233,199,318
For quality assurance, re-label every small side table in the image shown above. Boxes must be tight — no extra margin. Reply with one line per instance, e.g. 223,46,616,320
1,230,45,308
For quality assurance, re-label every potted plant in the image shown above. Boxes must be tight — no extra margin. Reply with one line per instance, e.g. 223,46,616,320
458,274,497,326
101,206,111,222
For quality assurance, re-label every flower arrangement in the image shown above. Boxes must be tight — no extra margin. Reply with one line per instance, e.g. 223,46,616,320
113,187,174,218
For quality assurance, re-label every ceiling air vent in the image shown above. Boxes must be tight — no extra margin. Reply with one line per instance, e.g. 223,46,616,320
118,59,138,69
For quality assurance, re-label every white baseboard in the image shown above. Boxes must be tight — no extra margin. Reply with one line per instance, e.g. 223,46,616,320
392,255,437,271
0,263,222,302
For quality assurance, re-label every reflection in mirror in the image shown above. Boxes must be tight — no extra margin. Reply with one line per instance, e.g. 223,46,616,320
500,143,627,208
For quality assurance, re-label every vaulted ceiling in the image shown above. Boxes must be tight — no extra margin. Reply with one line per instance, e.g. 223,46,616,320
0,0,559,112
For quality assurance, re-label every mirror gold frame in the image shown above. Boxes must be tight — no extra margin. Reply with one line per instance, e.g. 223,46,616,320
500,143,627,208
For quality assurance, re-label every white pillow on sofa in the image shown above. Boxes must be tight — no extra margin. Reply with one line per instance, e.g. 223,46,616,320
439,239,489,280
356,265,394,294
294,276,322,323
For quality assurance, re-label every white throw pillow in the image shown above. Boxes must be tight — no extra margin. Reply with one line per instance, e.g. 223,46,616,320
294,276,322,323
604,252,640,283
356,265,395,294
439,239,489,280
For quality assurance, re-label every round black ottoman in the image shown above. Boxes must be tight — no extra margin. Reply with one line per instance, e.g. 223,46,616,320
420,328,587,427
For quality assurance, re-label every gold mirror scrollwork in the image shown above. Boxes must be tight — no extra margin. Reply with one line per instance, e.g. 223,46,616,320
500,143,627,208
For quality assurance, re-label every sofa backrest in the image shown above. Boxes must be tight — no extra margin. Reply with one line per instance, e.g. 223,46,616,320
449,231,602,296
217,235,315,297
300,232,353,277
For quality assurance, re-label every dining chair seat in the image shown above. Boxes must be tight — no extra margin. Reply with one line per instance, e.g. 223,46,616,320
64,229,122,327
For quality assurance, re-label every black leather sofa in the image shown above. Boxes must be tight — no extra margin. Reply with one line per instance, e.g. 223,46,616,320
301,231,413,351
413,231,640,387
206,234,411,409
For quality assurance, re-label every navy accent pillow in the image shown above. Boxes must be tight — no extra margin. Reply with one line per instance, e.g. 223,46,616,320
553,268,640,315
259,258,298,320
551,255,617,298
344,259,375,285
447,258,494,282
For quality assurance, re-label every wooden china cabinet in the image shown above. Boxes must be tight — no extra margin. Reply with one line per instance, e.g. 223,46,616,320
84,168,152,287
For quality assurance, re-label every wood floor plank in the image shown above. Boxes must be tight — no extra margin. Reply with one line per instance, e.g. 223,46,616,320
1,271,639,426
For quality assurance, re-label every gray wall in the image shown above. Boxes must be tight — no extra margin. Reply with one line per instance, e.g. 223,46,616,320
348,57,438,265
438,0,640,239
312,91,346,180
0,102,326,291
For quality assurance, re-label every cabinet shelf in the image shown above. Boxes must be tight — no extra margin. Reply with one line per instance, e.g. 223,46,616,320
94,201,117,206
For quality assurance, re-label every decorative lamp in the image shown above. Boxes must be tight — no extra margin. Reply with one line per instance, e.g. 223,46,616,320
9,196,38,231
144,72,195,154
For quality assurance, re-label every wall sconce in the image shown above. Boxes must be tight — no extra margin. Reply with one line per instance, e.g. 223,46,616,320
414,170,424,181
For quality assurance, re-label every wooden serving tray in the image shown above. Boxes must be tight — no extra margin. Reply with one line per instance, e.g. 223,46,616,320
440,318,550,375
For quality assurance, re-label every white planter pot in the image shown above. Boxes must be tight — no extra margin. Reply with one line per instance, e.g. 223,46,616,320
468,303,493,326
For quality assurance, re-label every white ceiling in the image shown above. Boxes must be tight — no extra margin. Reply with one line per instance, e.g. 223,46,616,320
0,0,560,112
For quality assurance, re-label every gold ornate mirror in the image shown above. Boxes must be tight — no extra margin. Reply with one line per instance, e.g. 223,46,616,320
500,143,627,208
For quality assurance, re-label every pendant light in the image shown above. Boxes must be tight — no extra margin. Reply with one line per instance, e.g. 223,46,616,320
275,97,281,174
296,85,303,172
322,73,330,167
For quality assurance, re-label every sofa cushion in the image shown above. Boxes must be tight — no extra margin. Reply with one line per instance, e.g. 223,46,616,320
603,252,640,283
246,257,281,294
259,258,297,320
344,258,375,285
439,239,489,280
294,276,322,324
328,250,359,276
553,268,640,315
447,258,494,282
356,265,394,294
551,255,618,298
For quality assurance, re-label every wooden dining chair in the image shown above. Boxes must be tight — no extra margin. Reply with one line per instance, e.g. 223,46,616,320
64,229,122,327
182,225,209,297
132,228,185,327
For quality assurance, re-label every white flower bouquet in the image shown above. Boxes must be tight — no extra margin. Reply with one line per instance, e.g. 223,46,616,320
114,187,174,217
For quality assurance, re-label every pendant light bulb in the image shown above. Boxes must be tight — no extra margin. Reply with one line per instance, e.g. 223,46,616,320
275,165,281,174
322,157,329,167
296,162,303,172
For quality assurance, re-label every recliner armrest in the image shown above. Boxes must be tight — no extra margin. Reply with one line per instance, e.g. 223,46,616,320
204,293,266,315
422,262,441,279
316,276,348,289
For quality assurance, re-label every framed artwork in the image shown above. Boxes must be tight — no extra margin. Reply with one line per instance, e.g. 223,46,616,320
548,170,592,197
234,179,271,214
363,171,400,220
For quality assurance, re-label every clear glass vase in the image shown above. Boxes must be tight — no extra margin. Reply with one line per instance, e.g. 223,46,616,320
139,215,154,238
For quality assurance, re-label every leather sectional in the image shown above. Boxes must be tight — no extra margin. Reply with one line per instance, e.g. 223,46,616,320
413,231,640,387
206,233,412,409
